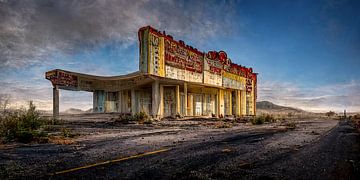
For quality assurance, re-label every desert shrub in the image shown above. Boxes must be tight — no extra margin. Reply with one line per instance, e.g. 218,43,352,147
264,114,275,122
115,112,151,124
60,127,78,138
134,111,149,122
115,113,134,124
252,114,275,125
0,101,48,143
45,118,64,125
252,116,264,125
285,121,296,130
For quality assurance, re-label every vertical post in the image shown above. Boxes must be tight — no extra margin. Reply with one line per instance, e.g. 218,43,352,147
229,91,232,116
235,90,241,116
218,89,224,117
53,86,59,119
184,83,187,116
176,85,180,115
93,91,97,113
241,90,247,116
202,93,205,116
159,84,164,117
104,92,108,113
131,89,136,115
152,80,160,118
117,91,122,113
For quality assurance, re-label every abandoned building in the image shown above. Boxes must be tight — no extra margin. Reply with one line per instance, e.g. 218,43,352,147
46,26,258,119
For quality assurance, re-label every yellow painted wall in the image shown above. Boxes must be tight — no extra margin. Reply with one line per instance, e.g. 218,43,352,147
218,89,224,116
240,90,246,115
147,32,165,77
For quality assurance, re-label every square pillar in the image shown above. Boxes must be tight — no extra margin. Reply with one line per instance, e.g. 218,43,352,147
228,91,232,115
218,89,224,117
202,94,206,116
176,85,180,115
241,90,246,115
93,91,97,112
117,91,123,113
235,90,241,116
152,80,160,118
184,83,187,116
131,89,136,115
159,84,164,117
53,86,59,119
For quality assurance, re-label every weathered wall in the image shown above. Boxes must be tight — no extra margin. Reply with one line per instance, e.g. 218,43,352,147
93,90,105,112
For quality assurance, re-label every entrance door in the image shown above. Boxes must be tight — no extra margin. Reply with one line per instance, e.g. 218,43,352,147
164,87,175,117
194,94,202,116
139,90,152,115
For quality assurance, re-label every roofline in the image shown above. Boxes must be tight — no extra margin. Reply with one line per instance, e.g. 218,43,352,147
46,69,143,81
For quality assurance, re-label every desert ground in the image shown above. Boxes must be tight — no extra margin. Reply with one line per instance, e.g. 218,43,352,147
0,113,359,179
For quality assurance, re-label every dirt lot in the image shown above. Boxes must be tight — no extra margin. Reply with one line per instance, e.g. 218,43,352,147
0,114,359,179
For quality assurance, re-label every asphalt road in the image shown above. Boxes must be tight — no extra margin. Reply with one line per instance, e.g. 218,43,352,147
51,120,360,180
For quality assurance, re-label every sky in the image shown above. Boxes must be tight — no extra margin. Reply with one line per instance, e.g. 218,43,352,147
0,0,359,113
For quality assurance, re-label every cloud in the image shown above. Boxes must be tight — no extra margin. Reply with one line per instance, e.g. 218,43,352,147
258,80,360,112
0,0,238,69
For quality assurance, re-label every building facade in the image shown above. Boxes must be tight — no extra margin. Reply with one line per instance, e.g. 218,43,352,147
46,26,257,119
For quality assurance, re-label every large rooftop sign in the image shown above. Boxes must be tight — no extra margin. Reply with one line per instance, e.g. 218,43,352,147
138,26,257,90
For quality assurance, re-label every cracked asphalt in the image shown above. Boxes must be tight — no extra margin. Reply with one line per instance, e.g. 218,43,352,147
0,117,358,180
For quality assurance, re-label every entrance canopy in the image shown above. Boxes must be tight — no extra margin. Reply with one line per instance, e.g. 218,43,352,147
45,69,153,92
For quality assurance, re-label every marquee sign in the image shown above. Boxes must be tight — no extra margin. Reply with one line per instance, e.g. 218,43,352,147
163,36,203,83
138,26,257,88
148,31,165,76
164,38,203,73
45,70,78,88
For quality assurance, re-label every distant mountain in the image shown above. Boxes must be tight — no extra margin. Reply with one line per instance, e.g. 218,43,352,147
63,108,86,114
256,101,307,115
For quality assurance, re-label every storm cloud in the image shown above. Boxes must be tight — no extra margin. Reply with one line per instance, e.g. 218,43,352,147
0,0,237,69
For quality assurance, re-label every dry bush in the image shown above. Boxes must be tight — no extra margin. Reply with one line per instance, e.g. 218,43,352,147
352,114,360,129
0,101,48,143
114,112,152,124
252,114,276,125
285,121,296,130
215,121,232,128
49,136,75,145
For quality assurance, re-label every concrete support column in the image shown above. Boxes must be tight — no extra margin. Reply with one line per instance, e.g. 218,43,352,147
241,90,246,115
252,82,256,116
93,91,97,113
117,91,122,113
218,89,224,117
235,90,241,116
159,84,164,117
228,91,232,116
53,86,59,119
175,85,180,115
104,91,108,113
202,94,206,116
152,80,160,118
131,89,136,115
184,83,187,116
